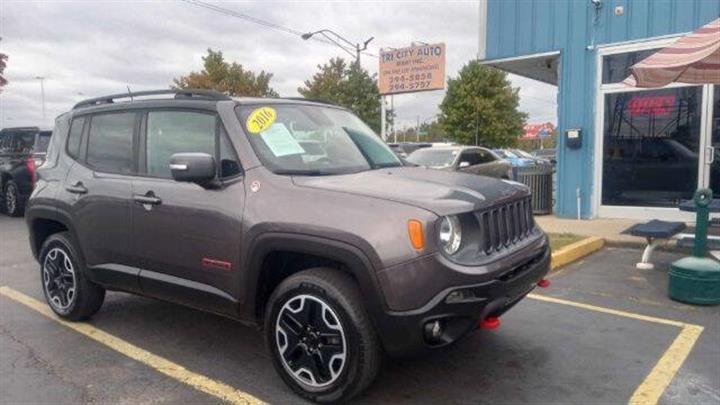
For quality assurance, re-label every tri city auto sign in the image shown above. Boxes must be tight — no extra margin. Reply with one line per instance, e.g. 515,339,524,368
378,43,446,95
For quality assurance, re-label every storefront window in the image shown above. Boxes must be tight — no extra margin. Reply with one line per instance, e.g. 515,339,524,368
602,86,702,207
602,49,658,84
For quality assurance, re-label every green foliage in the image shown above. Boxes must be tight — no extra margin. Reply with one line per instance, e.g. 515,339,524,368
394,120,449,143
173,49,278,97
439,61,527,147
298,57,382,133
0,52,7,92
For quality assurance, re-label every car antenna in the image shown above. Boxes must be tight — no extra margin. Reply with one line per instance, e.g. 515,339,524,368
126,85,133,101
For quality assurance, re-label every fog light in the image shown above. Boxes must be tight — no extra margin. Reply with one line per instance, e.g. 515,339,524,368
445,288,481,304
424,320,443,343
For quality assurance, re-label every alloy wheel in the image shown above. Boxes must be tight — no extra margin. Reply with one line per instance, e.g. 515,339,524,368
42,247,77,311
5,183,17,214
275,294,347,389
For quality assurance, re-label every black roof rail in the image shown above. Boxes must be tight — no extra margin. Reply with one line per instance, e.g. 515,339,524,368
73,89,231,110
283,97,338,106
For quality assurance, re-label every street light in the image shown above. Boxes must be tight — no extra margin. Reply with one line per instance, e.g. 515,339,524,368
301,29,374,65
34,76,46,121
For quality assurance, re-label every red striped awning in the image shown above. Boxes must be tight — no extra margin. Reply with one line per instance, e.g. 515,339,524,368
624,17,720,88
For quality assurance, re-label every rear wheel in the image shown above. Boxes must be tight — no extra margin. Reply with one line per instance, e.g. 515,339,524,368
3,180,24,217
265,268,381,403
39,232,105,320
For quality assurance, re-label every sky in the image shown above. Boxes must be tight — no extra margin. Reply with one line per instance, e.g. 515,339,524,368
0,0,557,133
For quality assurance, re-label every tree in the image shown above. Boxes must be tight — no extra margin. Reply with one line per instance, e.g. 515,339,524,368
173,49,278,97
0,49,7,92
394,120,449,143
439,61,527,147
298,57,382,133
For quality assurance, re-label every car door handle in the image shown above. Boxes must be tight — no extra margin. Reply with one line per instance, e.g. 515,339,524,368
133,192,162,206
65,182,87,195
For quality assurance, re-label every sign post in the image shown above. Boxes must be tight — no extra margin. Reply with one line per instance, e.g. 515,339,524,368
378,43,446,141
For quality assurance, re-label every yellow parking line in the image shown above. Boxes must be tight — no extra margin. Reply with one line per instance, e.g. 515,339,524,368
528,293,704,405
628,324,703,405
527,293,686,327
0,286,266,405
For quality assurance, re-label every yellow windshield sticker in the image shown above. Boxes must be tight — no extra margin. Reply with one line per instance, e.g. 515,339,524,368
246,107,277,134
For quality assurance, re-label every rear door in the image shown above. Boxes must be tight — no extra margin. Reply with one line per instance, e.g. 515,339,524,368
61,112,139,291
131,109,244,313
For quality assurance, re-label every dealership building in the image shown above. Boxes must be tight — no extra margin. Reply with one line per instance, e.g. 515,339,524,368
479,0,719,220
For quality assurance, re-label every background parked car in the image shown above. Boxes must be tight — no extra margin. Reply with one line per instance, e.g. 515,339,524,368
532,148,557,165
387,142,432,159
0,127,52,216
494,148,550,168
407,145,513,179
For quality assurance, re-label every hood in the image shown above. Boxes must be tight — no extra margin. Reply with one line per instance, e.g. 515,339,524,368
291,166,529,216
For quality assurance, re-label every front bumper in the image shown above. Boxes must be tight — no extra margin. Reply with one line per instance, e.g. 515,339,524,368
373,234,550,357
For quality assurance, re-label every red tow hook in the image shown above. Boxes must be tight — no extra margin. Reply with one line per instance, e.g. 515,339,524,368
480,316,501,329
537,278,551,288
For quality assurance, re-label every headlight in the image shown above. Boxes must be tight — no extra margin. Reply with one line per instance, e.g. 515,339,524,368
439,215,462,255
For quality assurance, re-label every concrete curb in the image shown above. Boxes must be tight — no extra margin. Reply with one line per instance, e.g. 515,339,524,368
551,236,605,271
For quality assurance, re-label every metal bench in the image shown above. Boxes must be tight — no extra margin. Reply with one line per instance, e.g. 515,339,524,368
622,220,687,269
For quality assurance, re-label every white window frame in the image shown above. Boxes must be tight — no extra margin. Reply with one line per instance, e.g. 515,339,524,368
592,35,713,221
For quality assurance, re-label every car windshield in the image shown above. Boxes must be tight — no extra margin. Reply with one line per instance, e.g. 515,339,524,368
406,148,458,167
513,149,533,159
495,149,517,159
238,104,402,175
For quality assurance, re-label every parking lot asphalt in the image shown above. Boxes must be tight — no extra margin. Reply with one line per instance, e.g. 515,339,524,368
1,214,718,404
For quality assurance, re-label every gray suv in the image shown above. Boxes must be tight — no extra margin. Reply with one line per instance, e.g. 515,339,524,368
26,89,550,403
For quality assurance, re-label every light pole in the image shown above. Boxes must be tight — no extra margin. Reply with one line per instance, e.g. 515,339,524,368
35,76,46,121
301,29,374,66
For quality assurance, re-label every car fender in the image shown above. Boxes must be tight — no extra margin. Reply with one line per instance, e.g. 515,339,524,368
240,231,388,327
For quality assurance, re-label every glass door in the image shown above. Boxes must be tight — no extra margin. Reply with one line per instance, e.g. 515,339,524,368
706,86,720,197
601,86,702,207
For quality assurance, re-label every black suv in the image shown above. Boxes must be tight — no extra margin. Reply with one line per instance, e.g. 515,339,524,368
0,127,52,216
26,89,550,403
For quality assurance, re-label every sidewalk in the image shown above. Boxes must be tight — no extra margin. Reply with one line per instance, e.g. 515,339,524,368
535,216,649,245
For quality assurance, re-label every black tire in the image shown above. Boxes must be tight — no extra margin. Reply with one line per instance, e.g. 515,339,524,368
265,268,382,403
4,180,25,217
39,232,105,321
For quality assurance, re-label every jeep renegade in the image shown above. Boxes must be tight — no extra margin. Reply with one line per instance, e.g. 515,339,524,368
26,89,550,403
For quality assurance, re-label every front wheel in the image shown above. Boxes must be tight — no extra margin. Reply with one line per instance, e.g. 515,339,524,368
265,268,381,403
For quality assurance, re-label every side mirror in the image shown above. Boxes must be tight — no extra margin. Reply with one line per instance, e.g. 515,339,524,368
458,161,470,168
169,153,216,185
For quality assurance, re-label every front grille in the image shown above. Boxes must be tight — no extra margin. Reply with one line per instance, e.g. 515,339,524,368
475,197,534,255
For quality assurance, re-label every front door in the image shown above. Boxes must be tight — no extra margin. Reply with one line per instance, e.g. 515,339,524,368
131,110,244,313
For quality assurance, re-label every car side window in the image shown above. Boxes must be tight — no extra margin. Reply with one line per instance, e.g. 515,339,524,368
66,117,85,160
86,112,136,174
0,133,8,152
146,111,216,179
477,150,496,164
460,151,479,166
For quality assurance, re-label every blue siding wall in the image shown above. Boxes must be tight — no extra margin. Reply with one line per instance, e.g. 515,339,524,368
485,0,720,218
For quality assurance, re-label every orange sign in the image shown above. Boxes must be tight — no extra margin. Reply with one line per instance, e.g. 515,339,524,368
378,43,445,95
